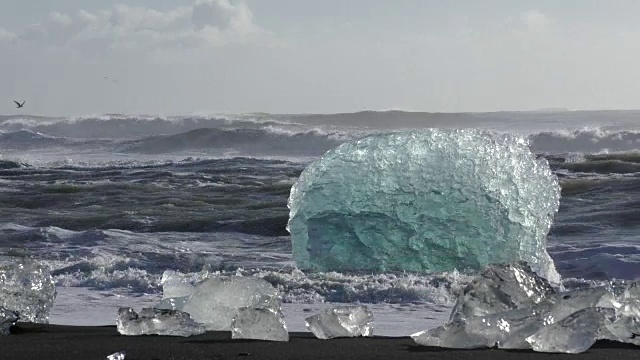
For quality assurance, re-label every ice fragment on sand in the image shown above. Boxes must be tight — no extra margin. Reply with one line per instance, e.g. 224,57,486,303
413,307,552,349
450,261,555,321
0,307,18,335
106,351,126,360
526,307,613,354
411,321,491,349
305,305,373,339
287,129,561,282
412,262,640,353
181,276,281,331
231,308,289,341
116,307,206,337
0,256,56,323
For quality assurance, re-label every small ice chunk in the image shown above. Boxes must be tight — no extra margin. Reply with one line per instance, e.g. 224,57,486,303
182,276,281,331
0,307,18,335
0,256,56,323
106,351,126,360
305,305,373,339
450,262,555,321
116,307,206,337
413,306,552,349
231,308,289,342
411,321,492,349
526,307,613,354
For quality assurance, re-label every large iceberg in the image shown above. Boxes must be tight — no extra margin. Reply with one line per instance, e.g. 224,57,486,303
0,256,56,323
287,129,561,282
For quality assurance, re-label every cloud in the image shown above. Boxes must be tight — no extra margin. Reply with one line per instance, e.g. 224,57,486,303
11,0,267,52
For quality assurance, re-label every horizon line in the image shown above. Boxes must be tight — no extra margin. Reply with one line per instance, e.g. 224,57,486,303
3,107,640,118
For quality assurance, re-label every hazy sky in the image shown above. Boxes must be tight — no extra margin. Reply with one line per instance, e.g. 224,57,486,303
1,0,639,115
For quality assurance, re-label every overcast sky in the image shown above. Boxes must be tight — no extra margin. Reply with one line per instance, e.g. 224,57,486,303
1,0,639,115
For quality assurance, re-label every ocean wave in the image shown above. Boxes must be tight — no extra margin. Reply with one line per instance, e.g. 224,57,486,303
529,128,640,154
119,127,349,156
544,150,640,175
4,112,640,156
560,160,640,174
0,129,69,149
0,114,305,140
0,223,468,303
0,160,29,170
1,222,638,302
548,242,640,280
53,267,467,305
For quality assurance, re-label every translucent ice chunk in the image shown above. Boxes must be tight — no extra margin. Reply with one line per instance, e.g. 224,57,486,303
231,308,289,342
106,351,126,360
0,256,56,323
181,276,281,331
0,307,18,335
412,262,632,351
526,308,613,354
305,305,373,339
413,306,552,349
116,307,206,337
287,129,561,282
411,321,491,349
450,262,555,321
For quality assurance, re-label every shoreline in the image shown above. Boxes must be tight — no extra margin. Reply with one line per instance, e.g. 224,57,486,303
0,323,637,360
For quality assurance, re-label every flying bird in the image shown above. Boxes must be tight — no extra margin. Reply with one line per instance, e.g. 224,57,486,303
13,100,25,108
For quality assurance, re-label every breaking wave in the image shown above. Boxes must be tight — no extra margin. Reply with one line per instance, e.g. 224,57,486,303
3,112,640,156
0,160,28,170
53,265,466,305
119,127,349,156
0,114,305,139
528,128,640,154
0,129,70,149
0,223,466,304
547,152,640,175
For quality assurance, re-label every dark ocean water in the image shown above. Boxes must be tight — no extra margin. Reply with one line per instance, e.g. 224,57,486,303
0,111,639,317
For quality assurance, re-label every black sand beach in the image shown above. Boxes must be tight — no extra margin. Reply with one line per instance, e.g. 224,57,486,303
0,323,636,360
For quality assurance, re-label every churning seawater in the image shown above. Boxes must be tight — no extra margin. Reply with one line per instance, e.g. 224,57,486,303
0,110,639,335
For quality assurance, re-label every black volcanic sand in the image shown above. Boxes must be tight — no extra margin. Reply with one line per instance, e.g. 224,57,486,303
0,323,637,360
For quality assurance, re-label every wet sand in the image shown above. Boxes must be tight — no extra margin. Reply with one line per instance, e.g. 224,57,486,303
0,323,637,360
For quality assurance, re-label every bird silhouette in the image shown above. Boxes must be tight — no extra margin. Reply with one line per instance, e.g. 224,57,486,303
13,100,25,108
